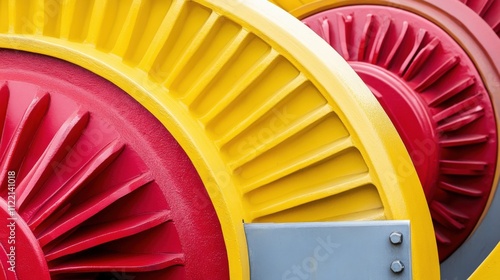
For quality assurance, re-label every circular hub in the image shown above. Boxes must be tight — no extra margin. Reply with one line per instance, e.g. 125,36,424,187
303,5,498,260
0,50,228,279
351,62,440,198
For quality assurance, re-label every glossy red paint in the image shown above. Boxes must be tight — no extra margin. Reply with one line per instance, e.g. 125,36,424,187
304,5,498,261
0,50,228,279
459,0,500,37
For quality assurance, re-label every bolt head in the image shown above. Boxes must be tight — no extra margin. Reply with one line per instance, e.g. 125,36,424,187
391,260,405,273
389,231,403,244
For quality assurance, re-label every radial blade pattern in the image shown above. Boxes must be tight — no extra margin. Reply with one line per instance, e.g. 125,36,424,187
460,0,500,37
0,48,228,280
302,5,497,260
0,0,442,279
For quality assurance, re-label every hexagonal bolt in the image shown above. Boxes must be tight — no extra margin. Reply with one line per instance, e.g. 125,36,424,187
389,231,403,245
390,260,405,273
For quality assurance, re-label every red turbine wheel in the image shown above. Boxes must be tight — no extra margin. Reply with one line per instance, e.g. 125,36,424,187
0,50,228,279
303,5,498,260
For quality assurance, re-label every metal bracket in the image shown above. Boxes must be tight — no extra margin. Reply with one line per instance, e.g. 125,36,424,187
245,221,411,280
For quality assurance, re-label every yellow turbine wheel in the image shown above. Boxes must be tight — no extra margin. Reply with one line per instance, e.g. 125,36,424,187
0,0,438,279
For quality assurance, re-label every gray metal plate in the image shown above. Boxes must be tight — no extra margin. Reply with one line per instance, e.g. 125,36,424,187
245,221,411,280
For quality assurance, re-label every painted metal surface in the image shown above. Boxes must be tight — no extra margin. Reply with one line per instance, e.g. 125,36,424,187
270,0,500,269
441,186,500,279
468,242,500,280
459,0,500,38
0,50,229,279
302,4,498,261
0,0,438,278
245,221,411,280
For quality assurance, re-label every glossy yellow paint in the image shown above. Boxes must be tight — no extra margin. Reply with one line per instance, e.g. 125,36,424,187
0,0,437,279
270,0,383,18
469,243,500,280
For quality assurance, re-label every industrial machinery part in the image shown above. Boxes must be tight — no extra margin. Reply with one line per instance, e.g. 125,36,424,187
270,0,500,266
0,50,229,280
0,0,439,279
458,0,500,37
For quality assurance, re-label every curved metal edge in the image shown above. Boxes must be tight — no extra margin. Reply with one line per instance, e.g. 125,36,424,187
270,0,500,278
0,0,437,279
204,1,439,278
468,242,500,280
443,195,500,278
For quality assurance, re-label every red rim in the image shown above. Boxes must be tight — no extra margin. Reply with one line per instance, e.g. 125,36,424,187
303,5,498,261
458,0,500,37
0,50,229,279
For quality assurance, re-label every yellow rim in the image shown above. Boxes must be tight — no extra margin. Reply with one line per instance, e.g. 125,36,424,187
270,0,357,18
0,0,438,278
469,242,500,280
